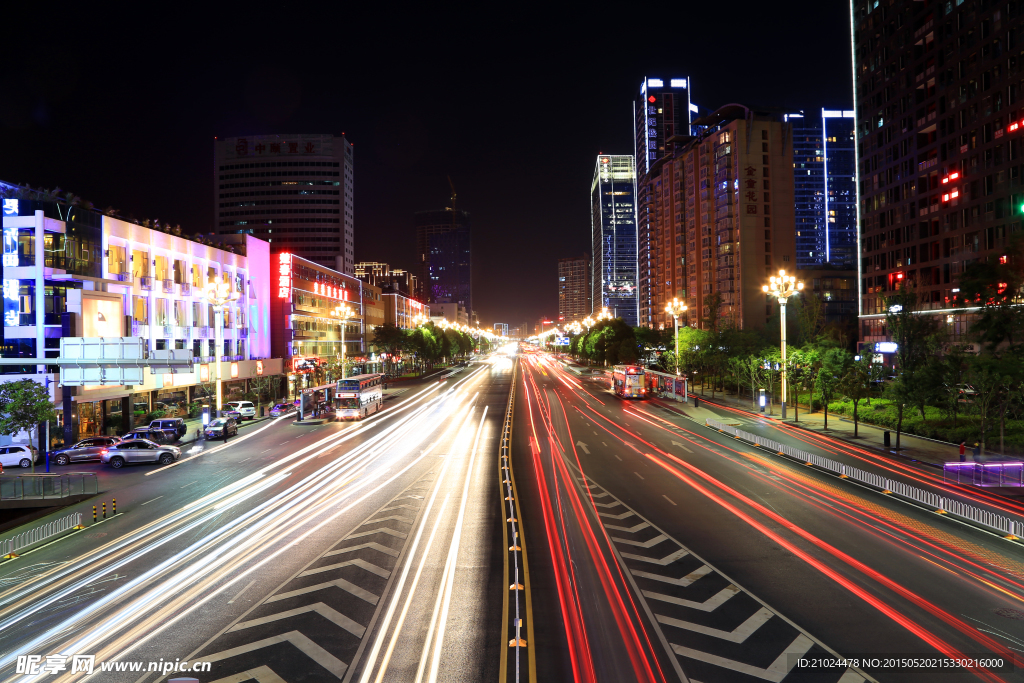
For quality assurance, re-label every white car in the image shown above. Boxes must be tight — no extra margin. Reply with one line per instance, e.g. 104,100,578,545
0,444,39,469
226,401,257,420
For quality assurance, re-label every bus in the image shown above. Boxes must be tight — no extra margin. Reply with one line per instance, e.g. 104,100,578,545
334,374,384,419
611,365,646,399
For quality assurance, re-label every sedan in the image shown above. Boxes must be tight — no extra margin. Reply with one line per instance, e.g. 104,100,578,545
204,417,238,440
101,439,181,469
220,408,243,421
52,436,121,465
269,403,295,417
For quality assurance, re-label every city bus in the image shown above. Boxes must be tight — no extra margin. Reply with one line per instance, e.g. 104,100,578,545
611,365,646,399
334,373,384,419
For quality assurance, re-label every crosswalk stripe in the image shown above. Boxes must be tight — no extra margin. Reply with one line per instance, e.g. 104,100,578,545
208,664,287,683
203,631,348,678
670,633,814,682
300,558,391,579
632,564,712,586
620,548,688,565
642,585,739,612
658,606,774,643
613,533,668,548
266,578,379,606
229,602,366,638
346,527,408,540
324,542,399,559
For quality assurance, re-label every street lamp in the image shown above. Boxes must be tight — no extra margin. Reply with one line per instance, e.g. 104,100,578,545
203,275,240,418
332,303,356,380
597,307,612,322
762,269,803,419
665,297,688,403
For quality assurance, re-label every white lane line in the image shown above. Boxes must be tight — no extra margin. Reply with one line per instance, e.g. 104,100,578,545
227,579,256,604
602,442,608,446
260,449,273,454
238,458,250,463
139,496,163,506
146,415,285,476
662,495,676,506
180,481,199,488
614,454,622,461
634,471,644,480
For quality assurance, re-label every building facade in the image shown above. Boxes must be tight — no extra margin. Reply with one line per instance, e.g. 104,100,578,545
0,195,278,445
214,134,354,273
644,105,799,331
634,77,694,327
850,0,1024,343
430,302,469,326
790,110,858,269
415,209,471,310
591,155,638,325
382,292,428,330
493,322,508,337
557,254,591,324
354,261,419,298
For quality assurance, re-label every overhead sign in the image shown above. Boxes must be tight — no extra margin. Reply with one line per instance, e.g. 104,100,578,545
554,336,570,346
61,366,145,386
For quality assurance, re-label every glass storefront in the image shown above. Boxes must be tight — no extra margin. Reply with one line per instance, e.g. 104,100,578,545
155,388,189,418
105,398,123,435
77,401,102,438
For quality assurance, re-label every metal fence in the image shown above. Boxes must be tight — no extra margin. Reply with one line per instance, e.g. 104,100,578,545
706,418,1023,538
943,462,1024,487
0,473,98,501
1,511,83,558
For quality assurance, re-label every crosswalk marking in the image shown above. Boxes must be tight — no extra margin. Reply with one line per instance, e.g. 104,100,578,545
642,584,739,612
203,631,348,678
632,564,713,587
229,602,366,638
658,606,774,643
299,558,391,579
671,633,815,682
266,577,379,606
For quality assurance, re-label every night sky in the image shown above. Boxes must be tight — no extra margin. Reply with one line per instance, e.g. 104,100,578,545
0,4,852,327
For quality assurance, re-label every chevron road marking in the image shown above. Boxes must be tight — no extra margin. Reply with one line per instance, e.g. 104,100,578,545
598,510,636,520
642,584,740,612
620,548,688,565
265,578,379,606
229,602,366,638
208,664,287,683
612,533,668,548
605,521,650,533
632,564,713,587
363,515,415,525
375,504,420,513
203,631,348,678
346,527,408,540
324,542,399,559
299,558,391,579
658,606,774,643
671,633,816,683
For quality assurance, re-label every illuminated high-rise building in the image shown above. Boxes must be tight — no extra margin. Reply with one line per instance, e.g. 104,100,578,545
591,155,638,326
557,254,591,324
634,77,695,326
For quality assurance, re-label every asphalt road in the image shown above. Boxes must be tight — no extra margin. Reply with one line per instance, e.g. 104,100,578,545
513,352,1024,683
0,360,512,683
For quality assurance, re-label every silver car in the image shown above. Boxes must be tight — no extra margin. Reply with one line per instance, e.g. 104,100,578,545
52,436,121,465
101,439,181,469
269,403,295,417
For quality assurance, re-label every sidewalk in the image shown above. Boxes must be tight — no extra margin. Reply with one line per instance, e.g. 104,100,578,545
650,390,1007,470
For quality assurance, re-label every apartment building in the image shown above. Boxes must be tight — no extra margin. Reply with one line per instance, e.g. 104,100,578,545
557,254,591,323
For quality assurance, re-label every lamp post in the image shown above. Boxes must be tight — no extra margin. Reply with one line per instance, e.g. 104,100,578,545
762,269,803,419
665,298,688,402
203,275,240,418
332,303,356,380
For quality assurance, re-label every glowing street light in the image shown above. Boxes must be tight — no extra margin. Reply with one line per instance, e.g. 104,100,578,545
762,269,803,419
597,307,613,322
332,303,356,380
203,275,240,418
665,297,688,373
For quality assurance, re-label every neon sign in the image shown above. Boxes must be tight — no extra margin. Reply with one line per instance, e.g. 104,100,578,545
278,253,292,299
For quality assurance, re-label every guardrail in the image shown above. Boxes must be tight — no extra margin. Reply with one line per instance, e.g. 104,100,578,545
1,511,83,558
0,473,99,501
944,462,1024,487
706,418,1023,539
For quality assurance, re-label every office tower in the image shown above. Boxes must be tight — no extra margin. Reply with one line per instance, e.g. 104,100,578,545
493,323,509,337
557,254,591,324
790,110,858,269
591,155,638,326
415,208,471,311
634,77,694,327
214,134,354,272
851,0,1024,343
354,261,419,299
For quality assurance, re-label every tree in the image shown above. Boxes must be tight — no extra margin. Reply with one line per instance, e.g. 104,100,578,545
372,323,406,374
956,236,1024,350
730,356,763,410
838,356,874,437
938,344,971,427
815,348,851,430
702,292,723,333
0,380,57,471
884,286,941,451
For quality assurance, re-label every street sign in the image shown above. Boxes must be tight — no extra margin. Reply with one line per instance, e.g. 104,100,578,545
554,336,570,346
150,349,193,374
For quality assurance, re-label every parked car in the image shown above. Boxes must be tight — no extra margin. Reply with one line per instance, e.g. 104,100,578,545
52,436,121,465
148,418,188,441
204,417,238,440
101,439,181,468
220,407,243,421
122,428,173,444
0,444,39,469
270,403,295,417
226,400,257,420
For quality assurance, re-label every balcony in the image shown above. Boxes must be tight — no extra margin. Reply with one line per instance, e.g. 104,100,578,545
139,276,153,291
161,324,173,337
113,272,132,283
180,282,192,296
162,279,175,294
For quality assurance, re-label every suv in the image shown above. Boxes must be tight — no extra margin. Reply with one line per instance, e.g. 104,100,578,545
0,444,38,469
52,436,121,465
122,428,172,444
270,403,295,417
226,401,257,420
149,418,188,441
102,439,181,468
204,417,238,440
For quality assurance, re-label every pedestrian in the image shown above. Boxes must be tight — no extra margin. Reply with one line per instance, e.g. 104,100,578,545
972,441,981,462
959,441,966,462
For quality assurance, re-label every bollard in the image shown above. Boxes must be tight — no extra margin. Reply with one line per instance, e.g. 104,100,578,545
102,502,106,519
112,499,116,515
93,505,97,523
